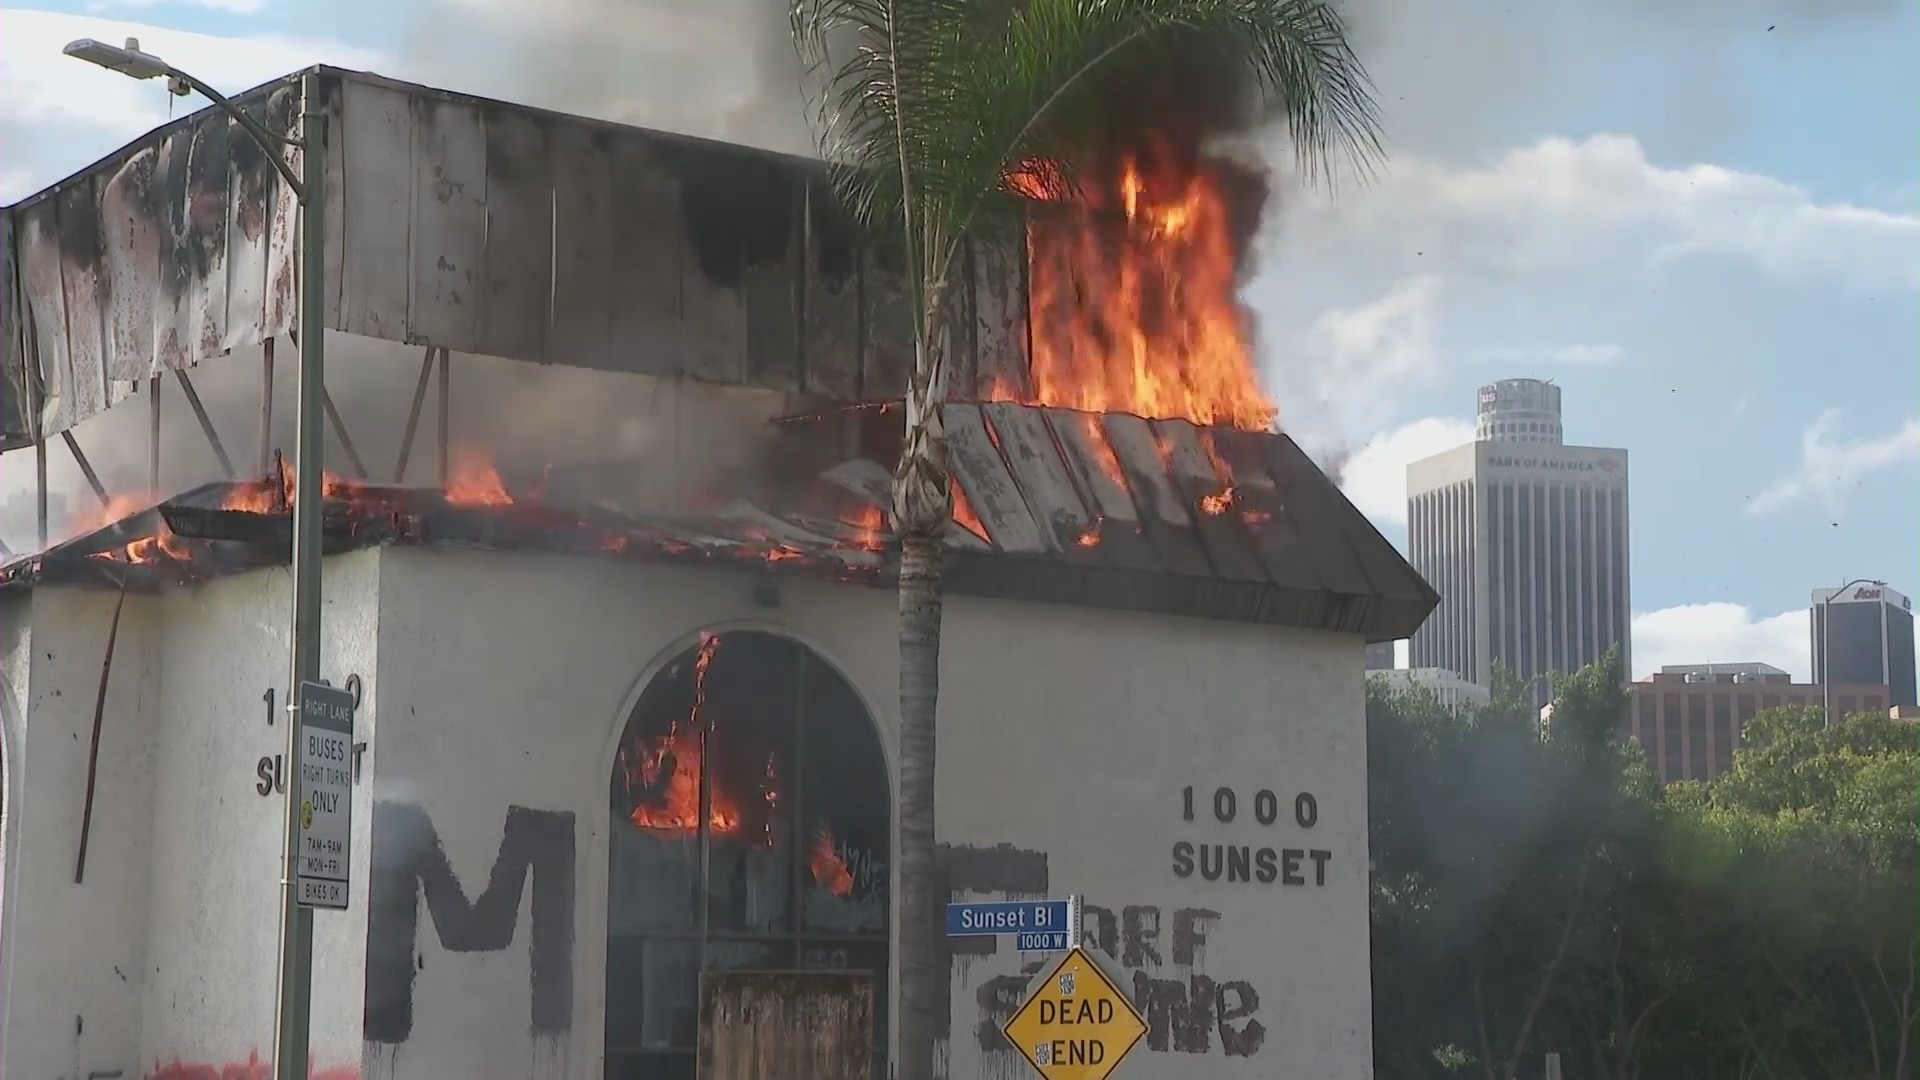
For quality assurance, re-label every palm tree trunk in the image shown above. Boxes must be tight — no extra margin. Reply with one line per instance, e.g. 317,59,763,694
895,529,943,1080
893,286,952,1080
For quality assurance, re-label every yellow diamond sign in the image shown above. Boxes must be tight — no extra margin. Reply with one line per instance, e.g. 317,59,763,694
1003,948,1148,1080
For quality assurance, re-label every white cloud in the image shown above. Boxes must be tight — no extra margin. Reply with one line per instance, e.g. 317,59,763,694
1474,342,1626,368
0,9,383,187
1630,603,1810,681
85,0,267,15
1269,133,1920,293
1747,410,1920,516
1338,416,1476,528
0,166,32,204
1267,275,1444,456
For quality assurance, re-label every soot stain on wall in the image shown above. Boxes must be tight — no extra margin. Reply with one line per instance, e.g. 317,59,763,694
364,802,576,1044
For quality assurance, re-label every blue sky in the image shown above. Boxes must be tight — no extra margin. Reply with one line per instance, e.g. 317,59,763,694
1,0,1915,679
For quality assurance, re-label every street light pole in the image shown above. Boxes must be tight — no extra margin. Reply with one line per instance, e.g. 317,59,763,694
271,70,327,1080
1821,577,1885,727
63,41,327,1080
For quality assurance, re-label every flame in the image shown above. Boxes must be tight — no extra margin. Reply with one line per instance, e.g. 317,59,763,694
994,145,1275,431
221,482,281,514
88,520,193,565
624,634,762,838
1075,519,1102,548
809,830,854,897
445,447,514,508
122,525,192,563
219,463,367,514
950,484,989,543
840,503,888,552
1077,414,1130,492
67,493,199,565
68,493,159,537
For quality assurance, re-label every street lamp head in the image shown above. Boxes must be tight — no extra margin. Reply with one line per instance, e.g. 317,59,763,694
63,37,173,82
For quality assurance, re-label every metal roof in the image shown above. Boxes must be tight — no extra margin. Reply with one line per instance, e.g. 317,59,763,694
0,403,1435,641
0,66,1025,450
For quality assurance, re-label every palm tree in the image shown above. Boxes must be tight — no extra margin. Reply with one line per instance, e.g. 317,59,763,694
788,3,1381,1076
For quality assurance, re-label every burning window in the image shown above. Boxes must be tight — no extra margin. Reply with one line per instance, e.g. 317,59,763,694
605,631,889,1078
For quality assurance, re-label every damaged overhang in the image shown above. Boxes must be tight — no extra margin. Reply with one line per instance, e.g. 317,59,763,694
0,66,1029,451
0,403,1437,642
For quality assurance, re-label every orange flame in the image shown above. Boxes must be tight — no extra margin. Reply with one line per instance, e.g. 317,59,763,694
68,493,159,537
841,503,888,552
950,484,989,543
1199,487,1235,516
809,830,854,897
68,493,199,565
995,146,1275,431
625,634,764,838
445,447,514,508
1077,414,1130,492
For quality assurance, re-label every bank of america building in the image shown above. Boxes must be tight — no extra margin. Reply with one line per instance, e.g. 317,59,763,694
1406,380,1631,705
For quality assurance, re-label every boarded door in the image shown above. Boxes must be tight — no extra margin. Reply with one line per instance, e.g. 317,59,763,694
696,970,876,1080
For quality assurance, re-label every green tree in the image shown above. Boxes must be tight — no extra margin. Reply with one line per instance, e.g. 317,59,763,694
788,4,1379,1074
1371,660,1918,1080
1677,707,1920,1079
1369,651,1647,1080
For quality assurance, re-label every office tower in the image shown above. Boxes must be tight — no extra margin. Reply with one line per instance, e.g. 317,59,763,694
1365,640,1397,670
1374,667,1492,714
1812,583,1916,707
1625,663,1889,784
1406,379,1631,706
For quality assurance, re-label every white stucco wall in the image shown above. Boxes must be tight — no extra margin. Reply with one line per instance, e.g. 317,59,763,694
937,596,1369,1078
362,547,897,1080
363,545,1373,1080
0,588,162,1080
1,541,1373,1080
0,553,379,1080
135,550,379,1078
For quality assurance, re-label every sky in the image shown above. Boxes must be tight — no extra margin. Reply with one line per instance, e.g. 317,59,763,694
0,0,1915,681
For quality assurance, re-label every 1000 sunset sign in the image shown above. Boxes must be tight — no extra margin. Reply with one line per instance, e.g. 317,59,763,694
1170,785,1333,887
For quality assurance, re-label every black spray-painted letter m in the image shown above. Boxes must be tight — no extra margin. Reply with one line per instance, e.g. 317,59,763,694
364,801,576,1043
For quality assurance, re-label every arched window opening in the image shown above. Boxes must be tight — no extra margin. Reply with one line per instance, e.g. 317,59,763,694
605,631,890,1080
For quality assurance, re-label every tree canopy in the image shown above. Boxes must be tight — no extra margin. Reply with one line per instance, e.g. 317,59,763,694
1369,654,1918,1079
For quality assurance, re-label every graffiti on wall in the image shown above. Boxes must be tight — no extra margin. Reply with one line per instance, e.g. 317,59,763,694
944,844,1272,1059
364,802,576,1043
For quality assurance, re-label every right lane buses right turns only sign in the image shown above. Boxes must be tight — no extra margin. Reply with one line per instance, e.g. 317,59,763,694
1003,947,1148,1080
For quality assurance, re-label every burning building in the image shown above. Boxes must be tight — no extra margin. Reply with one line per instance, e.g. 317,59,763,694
0,68,1434,1080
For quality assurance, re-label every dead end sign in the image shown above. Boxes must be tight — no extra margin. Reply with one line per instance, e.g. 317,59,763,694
1003,947,1148,1080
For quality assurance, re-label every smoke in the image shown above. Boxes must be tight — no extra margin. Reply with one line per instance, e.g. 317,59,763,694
395,0,817,158
0,333,793,554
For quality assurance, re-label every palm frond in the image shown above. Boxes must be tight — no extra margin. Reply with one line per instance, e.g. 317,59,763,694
792,0,1383,329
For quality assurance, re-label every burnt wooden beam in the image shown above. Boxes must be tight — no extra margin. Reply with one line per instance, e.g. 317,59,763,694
258,337,275,476
147,376,161,492
320,384,369,479
437,346,450,486
175,370,236,479
60,430,110,505
393,345,436,482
